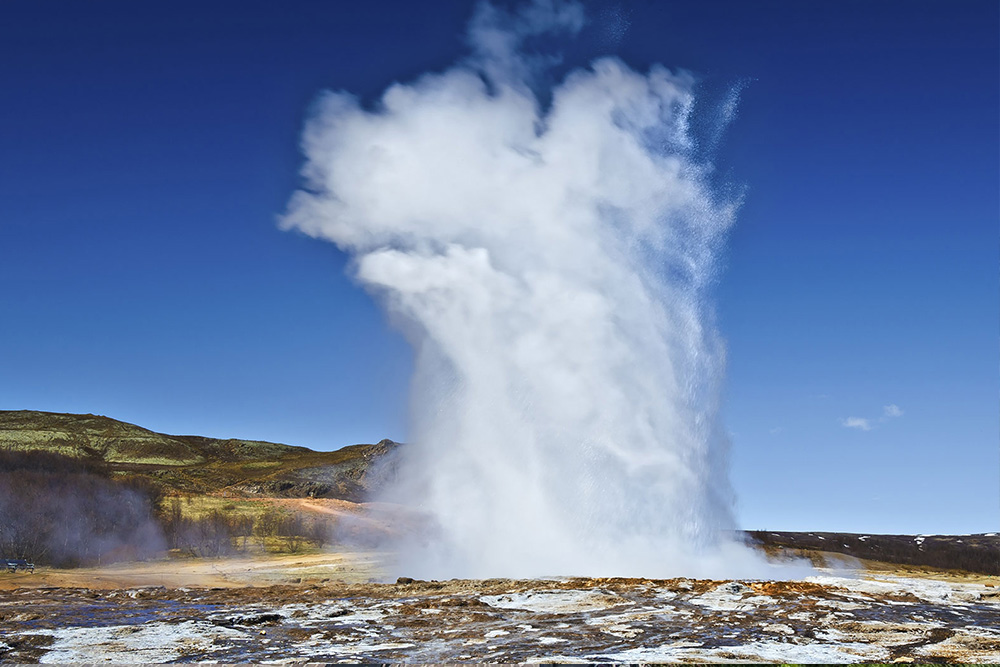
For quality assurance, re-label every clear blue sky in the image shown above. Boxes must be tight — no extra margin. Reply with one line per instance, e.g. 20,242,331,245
2,0,996,534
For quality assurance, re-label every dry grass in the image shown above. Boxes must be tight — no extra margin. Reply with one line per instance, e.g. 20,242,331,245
0,410,387,498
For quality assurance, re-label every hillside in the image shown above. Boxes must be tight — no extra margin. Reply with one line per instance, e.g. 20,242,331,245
748,530,1000,576
0,410,399,501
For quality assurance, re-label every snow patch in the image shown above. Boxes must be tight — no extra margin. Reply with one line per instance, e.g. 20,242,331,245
37,621,247,664
480,589,623,613
761,623,795,635
689,582,773,611
806,574,984,604
721,640,889,663
537,636,568,645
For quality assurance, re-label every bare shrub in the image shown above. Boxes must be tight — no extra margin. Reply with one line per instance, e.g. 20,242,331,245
278,512,306,553
0,450,165,566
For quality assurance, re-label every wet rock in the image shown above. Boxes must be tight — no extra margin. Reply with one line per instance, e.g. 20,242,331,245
721,582,750,595
233,612,283,626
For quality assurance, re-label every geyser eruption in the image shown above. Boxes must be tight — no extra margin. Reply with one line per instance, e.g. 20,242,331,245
285,1,759,577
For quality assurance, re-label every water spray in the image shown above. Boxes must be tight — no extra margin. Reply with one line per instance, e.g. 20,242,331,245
285,0,765,578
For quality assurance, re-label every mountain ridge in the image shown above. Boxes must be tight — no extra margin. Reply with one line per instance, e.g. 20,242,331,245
0,409,399,501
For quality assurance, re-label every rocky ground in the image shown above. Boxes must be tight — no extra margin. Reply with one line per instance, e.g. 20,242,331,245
1,555,998,663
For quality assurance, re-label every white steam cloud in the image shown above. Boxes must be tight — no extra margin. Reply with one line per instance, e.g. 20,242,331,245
284,1,765,578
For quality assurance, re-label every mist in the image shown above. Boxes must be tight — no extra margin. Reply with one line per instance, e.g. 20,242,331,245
284,0,766,578
0,450,165,567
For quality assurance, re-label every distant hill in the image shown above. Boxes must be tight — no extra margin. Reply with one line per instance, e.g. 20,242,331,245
0,410,400,501
748,530,1000,576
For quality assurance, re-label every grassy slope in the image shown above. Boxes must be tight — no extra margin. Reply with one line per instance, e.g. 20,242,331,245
0,410,394,499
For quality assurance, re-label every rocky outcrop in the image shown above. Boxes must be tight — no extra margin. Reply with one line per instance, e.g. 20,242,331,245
252,439,403,502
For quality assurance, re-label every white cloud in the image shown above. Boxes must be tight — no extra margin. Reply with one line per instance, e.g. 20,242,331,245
769,427,783,435
883,404,903,418
842,417,873,431
840,403,902,432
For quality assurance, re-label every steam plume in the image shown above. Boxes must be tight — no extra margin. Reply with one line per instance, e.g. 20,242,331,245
284,1,763,577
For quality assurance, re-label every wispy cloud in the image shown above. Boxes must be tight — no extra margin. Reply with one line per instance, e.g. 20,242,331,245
841,403,903,431
842,417,873,431
769,426,783,435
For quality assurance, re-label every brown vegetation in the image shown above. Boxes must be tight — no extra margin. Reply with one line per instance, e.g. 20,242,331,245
748,530,1000,575
0,410,400,501
159,501,333,557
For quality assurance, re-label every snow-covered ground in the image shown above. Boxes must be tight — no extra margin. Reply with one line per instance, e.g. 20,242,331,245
2,570,998,663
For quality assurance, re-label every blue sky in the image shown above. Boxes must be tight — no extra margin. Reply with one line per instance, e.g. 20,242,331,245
2,0,996,534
